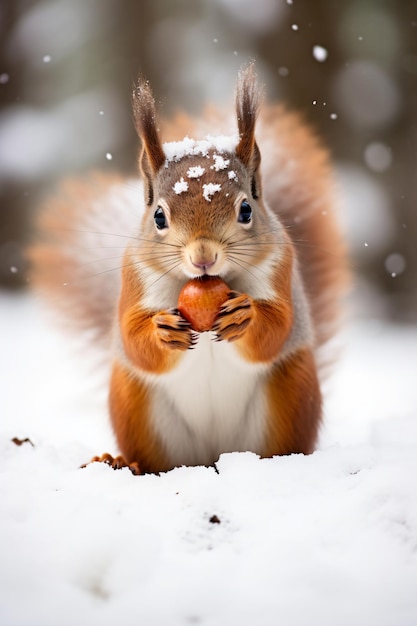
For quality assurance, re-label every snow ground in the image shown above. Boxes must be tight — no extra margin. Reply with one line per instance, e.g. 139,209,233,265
1,292,417,626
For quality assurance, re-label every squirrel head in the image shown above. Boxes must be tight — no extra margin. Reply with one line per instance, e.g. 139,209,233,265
131,64,280,281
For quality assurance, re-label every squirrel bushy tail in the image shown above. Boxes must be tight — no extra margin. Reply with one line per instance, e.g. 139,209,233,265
29,172,144,345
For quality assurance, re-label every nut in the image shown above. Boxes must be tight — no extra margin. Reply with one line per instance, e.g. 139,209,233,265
177,276,230,332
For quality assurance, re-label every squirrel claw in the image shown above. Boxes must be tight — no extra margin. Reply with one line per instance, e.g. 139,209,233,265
81,453,141,475
154,309,196,351
212,293,253,342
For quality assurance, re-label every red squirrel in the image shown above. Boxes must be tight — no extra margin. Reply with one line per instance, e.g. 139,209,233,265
29,64,348,474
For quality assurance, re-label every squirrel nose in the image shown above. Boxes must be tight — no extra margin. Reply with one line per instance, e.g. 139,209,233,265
191,256,217,271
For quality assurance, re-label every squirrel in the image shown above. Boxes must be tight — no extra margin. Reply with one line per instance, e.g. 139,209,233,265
29,64,348,474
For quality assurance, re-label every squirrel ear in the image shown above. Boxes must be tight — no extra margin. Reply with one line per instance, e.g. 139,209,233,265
235,64,262,198
132,78,165,205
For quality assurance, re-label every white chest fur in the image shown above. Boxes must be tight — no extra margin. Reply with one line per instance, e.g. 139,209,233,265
149,333,268,467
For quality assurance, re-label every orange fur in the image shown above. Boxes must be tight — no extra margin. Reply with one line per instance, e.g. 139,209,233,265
258,106,349,357
233,248,294,363
118,262,193,374
262,348,322,456
109,361,170,473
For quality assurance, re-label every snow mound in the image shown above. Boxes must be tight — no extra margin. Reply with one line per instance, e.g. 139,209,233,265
1,294,417,626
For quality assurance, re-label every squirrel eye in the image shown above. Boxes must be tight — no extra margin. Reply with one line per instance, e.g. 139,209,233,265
154,206,168,230
238,200,252,224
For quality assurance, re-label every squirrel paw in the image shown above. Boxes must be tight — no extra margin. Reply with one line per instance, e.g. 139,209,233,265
212,292,253,342
154,308,198,351
80,453,141,475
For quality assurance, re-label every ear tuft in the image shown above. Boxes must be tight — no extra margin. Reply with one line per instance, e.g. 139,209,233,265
235,63,262,169
132,78,166,176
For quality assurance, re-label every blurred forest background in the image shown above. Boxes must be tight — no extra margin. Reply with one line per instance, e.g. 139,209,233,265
0,0,416,322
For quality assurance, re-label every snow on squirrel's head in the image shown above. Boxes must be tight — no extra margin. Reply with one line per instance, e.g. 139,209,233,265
132,63,262,205
131,64,277,281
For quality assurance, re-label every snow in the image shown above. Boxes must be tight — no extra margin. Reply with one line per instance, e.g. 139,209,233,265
173,177,189,194
228,170,238,181
1,292,417,626
202,182,222,202
313,45,328,62
211,154,230,171
163,134,238,163
187,165,206,178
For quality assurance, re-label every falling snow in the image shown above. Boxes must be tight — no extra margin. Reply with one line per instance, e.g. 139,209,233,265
313,45,328,62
